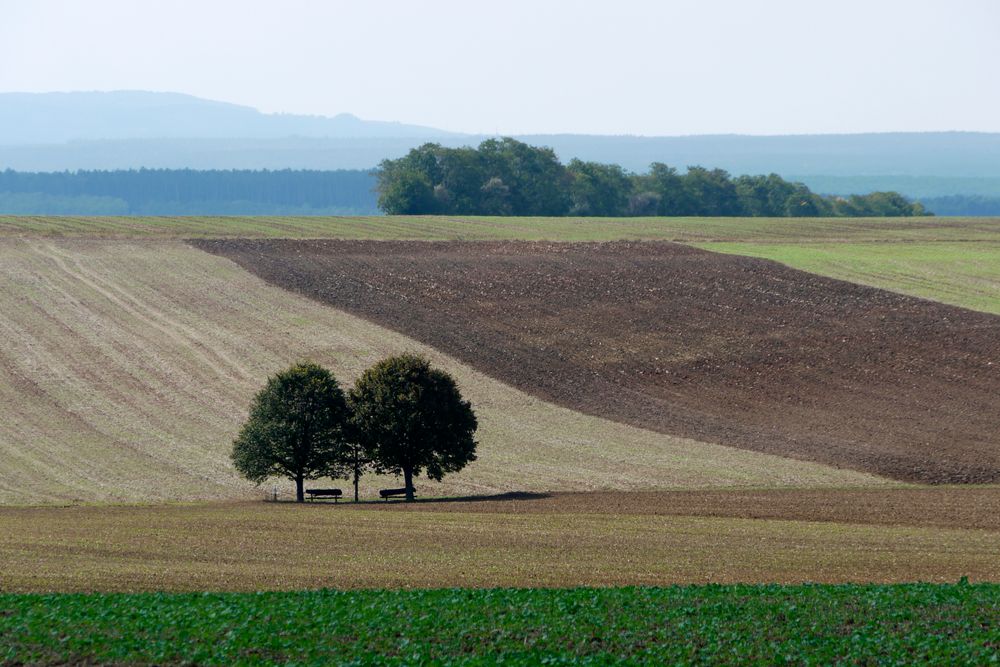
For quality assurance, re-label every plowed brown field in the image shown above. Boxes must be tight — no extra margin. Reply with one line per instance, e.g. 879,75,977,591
193,239,1000,484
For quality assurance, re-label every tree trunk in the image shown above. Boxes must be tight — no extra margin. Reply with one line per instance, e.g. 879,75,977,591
353,466,360,503
403,466,415,502
295,475,304,503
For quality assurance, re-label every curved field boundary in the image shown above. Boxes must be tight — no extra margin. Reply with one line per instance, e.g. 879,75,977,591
0,239,884,505
4,216,999,321
193,239,1000,484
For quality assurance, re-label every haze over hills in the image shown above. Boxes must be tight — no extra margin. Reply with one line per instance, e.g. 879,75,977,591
0,91,996,174
0,91,459,144
1,91,999,212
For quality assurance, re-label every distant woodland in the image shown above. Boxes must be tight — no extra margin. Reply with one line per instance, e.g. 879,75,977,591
376,139,930,217
0,144,963,217
0,169,379,215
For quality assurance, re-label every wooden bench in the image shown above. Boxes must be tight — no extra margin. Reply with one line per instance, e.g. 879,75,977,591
379,487,417,501
306,488,343,502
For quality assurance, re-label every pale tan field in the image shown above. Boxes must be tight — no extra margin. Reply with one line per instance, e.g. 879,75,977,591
0,239,887,505
1,494,997,592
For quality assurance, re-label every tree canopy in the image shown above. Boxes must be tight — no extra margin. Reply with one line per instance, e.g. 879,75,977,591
231,362,353,502
349,354,478,502
376,138,931,217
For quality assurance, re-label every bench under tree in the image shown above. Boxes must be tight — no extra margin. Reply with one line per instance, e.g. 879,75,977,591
305,488,343,502
379,487,417,501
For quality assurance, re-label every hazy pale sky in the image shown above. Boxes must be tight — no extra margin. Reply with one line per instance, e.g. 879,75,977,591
2,0,998,135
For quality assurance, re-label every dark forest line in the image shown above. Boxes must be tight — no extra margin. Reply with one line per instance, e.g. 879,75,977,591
7,155,996,216
0,168,379,215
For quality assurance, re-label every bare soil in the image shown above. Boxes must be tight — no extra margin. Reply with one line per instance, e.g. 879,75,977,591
193,239,1000,484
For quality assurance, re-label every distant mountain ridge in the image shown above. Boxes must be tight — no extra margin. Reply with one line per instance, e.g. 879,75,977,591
1,91,998,208
0,91,460,144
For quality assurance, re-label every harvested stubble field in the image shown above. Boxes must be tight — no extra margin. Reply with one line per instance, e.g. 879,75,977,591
0,238,881,505
195,239,1000,484
2,489,999,592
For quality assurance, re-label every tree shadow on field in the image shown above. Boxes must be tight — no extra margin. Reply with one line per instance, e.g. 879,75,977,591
404,491,551,504
272,491,551,505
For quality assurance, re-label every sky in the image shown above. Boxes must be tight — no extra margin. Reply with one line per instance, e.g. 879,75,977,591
1,0,998,136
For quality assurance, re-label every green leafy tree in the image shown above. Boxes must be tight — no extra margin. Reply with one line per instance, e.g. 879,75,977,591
437,146,487,214
735,174,795,217
376,143,444,214
784,186,829,217
567,159,632,216
374,139,930,218
232,362,352,503
642,163,693,215
682,166,744,216
626,190,661,216
350,354,478,502
376,168,436,215
477,138,571,215
858,191,924,217
479,176,513,215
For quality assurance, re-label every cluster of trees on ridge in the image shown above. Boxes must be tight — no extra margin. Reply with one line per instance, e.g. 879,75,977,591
232,356,477,503
376,138,931,217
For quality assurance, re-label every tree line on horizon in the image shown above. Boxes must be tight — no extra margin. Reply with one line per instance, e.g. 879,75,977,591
7,159,984,216
376,138,931,217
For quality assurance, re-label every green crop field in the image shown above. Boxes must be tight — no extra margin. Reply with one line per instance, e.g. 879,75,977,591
698,241,1000,315
3,585,997,665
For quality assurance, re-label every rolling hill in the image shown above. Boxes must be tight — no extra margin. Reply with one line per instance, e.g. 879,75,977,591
3,214,999,503
0,237,880,504
195,238,1000,484
0,91,456,145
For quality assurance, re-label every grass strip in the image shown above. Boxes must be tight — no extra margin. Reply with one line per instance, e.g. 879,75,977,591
2,215,999,242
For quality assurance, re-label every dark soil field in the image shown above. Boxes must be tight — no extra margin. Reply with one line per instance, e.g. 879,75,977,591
194,240,1000,484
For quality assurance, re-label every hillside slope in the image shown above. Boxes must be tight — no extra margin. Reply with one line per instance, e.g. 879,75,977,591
0,239,884,505
0,91,456,144
194,239,1000,484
